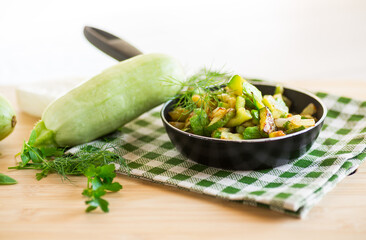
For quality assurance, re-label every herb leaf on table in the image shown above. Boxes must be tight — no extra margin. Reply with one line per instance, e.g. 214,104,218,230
0,173,17,185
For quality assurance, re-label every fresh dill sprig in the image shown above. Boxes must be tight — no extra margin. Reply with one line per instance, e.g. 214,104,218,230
167,68,232,113
161,67,231,90
185,67,231,87
10,138,127,181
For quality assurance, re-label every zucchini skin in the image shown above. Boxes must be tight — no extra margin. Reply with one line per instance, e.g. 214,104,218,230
0,95,16,141
38,53,185,147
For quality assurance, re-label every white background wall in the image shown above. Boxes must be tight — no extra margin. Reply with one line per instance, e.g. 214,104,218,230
1,0,366,85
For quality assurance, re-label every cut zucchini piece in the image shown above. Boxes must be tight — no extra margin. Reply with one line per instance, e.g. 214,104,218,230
227,75,244,96
235,125,246,134
169,121,186,130
275,115,301,128
269,130,286,138
274,84,284,95
285,126,306,134
211,127,230,139
301,103,317,116
168,106,190,122
221,132,244,140
278,115,315,132
206,108,235,133
262,95,288,119
251,109,259,125
225,108,252,127
242,80,265,109
225,96,251,127
244,96,257,109
243,126,262,139
235,96,245,109
218,101,230,108
259,107,276,136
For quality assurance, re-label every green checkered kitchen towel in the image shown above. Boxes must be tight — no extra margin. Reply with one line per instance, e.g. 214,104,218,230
70,92,366,218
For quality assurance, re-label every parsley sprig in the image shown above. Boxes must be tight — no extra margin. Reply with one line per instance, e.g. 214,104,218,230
82,164,122,213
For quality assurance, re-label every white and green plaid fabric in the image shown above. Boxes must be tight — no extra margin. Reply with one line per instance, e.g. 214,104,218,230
71,92,366,218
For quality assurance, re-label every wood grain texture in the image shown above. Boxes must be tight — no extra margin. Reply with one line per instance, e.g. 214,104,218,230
1,82,366,240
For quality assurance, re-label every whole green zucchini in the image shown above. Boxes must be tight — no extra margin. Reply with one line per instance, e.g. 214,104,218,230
33,53,185,147
0,94,16,141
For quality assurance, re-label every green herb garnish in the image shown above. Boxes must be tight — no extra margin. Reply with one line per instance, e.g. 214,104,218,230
82,164,122,213
167,68,232,112
10,130,128,212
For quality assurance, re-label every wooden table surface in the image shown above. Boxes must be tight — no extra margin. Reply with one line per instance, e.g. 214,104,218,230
1,82,366,240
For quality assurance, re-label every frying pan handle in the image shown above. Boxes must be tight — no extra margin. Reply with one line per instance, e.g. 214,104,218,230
84,26,143,61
